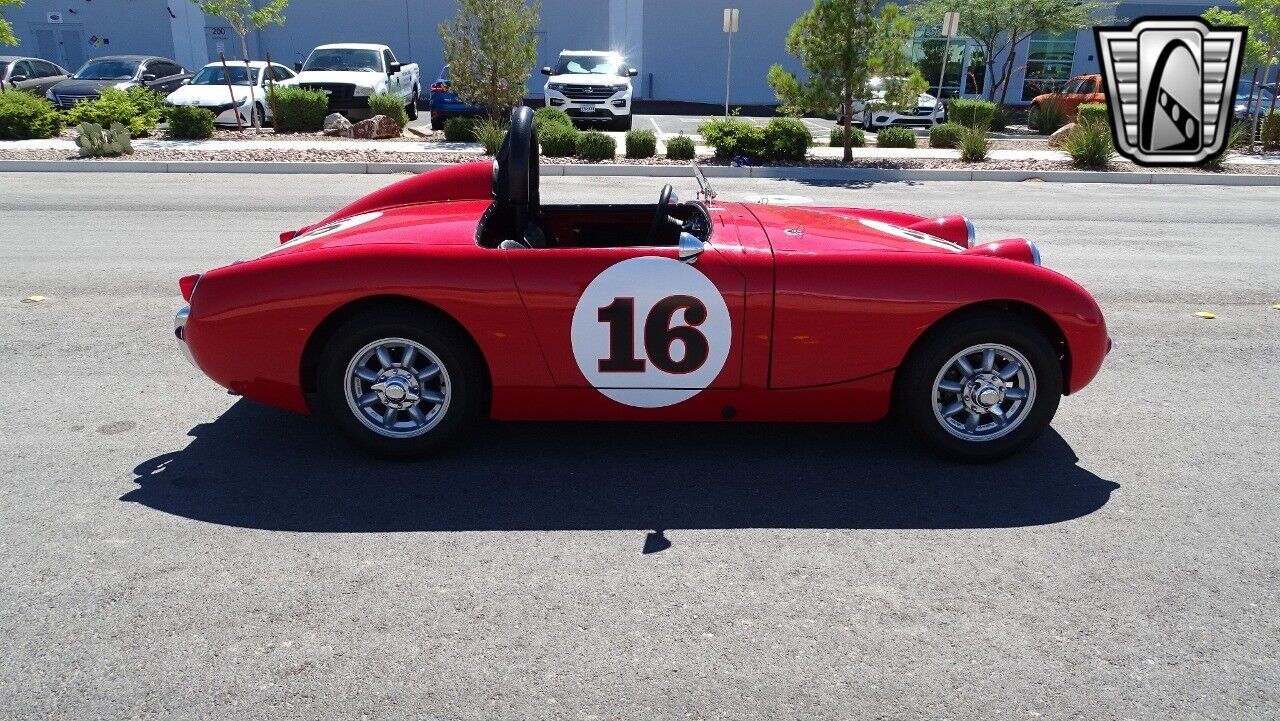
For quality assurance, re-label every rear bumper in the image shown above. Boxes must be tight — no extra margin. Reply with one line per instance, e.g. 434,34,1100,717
175,305,195,367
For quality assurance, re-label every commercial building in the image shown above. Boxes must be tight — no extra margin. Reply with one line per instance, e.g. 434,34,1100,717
5,0,1251,107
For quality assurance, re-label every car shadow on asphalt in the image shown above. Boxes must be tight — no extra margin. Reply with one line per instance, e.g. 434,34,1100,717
123,400,1118,533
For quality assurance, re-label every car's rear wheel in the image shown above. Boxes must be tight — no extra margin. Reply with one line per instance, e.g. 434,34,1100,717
431,114,445,131
406,89,419,121
316,312,486,459
895,312,1062,461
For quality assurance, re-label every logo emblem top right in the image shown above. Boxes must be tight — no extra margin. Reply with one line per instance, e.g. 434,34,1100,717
1094,17,1248,166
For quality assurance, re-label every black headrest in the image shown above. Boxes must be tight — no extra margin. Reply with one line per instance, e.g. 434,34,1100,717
492,106,539,212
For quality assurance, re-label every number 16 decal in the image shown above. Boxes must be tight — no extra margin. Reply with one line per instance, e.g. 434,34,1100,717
572,257,731,408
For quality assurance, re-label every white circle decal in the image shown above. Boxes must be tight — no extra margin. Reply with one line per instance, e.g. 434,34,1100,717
571,256,731,408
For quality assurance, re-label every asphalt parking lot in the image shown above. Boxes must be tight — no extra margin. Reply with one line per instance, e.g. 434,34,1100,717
1,172,1277,719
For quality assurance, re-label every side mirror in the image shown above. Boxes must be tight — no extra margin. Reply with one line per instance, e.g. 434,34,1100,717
540,66,552,76
627,67,638,77
9,75,27,83
678,232,704,264
141,73,157,83
180,78,190,85
388,61,401,74
293,61,303,72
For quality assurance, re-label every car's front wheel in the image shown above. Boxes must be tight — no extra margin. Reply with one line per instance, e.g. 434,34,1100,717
896,312,1062,461
316,312,486,459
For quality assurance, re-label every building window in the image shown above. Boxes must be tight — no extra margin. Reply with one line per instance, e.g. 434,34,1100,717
965,47,987,96
910,33,968,99
1022,32,1076,101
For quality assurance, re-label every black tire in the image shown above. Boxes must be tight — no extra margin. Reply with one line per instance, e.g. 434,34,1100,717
406,89,419,121
895,312,1062,462
431,114,445,131
253,103,266,128
614,113,633,131
316,310,487,459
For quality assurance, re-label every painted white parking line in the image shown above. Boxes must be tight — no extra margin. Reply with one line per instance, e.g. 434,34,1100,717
648,116,664,137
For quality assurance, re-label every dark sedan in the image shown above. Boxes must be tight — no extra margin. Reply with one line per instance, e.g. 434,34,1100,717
0,56,72,96
46,55,191,108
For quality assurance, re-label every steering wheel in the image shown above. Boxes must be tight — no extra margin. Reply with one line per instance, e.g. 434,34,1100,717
648,184,682,246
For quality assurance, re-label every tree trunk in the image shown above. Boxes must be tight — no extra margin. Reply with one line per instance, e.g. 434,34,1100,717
843,92,854,163
239,33,261,131
1251,61,1278,151
995,37,1021,107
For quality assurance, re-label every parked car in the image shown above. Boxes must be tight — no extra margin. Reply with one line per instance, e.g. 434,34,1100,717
839,76,946,129
424,64,487,131
46,55,190,108
1029,74,1106,119
1232,80,1276,121
0,55,71,96
174,107,1109,462
541,50,637,130
283,43,419,120
166,61,296,127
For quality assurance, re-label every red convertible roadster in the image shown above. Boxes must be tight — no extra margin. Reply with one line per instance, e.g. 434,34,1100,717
176,107,1108,461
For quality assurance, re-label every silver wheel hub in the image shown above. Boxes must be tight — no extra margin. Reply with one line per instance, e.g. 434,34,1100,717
343,338,451,439
932,343,1037,442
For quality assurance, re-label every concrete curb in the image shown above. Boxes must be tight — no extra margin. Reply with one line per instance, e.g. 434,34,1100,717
1,159,1277,186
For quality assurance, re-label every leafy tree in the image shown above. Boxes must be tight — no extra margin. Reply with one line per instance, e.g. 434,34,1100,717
0,0,22,47
440,0,541,120
907,0,1106,105
193,0,289,128
768,0,924,161
1205,0,1280,150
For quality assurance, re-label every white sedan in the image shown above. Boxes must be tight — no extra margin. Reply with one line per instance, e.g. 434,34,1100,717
166,61,296,127
839,76,947,129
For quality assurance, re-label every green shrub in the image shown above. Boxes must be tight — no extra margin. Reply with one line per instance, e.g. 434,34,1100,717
67,88,160,137
1203,123,1249,169
540,123,580,157
165,105,215,139
1029,98,1069,134
1075,102,1109,129
0,91,64,139
443,116,477,142
270,86,328,132
367,92,409,129
989,104,1008,131
665,133,696,160
1259,111,1279,150
534,106,573,130
876,126,917,148
928,122,965,149
474,117,505,155
959,126,989,162
1065,123,1113,168
948,99,997,130
762,117,811,162
75,121,133,157
699,117,765,159
829,125,866,148
126,86,167,119
575,130,616,161
625,128,657,158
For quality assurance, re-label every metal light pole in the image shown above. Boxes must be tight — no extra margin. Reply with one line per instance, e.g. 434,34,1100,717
935,11,960,104
723,8,739,118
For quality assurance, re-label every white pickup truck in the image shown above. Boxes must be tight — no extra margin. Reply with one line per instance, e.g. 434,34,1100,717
284,43,419,120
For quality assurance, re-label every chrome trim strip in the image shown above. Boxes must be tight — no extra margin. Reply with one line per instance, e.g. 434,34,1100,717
1029,241,1042,266
962,216,976,248
175,305,195,367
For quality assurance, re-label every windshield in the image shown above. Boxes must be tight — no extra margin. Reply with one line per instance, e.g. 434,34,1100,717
191,66,260,86
552,55,622,76
74,60,139,80
303,49,381,73
1235,85,1275,103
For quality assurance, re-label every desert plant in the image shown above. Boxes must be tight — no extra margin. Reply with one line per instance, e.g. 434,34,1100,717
473,117,505,155
625,129,657,159
1029,98,1069,134
989,104,1009,131
165,105,216,139
0,91,64,139
762,117,811,162
75,122,133,157
928,122,966,149
829,125,866,148
1075,102,1109,129
443,116,478,142
270,86,328,132
1203,122,1250,169
367,92,409,129
1065,123,1113,168
699,117,765,159
959,126,990,161
575,130,616,161
948,99,997,129
67,88,161,138
534,106,573,130
665,133,696,160
1261,110,1280,150
876,126,917,148
540,123,579,157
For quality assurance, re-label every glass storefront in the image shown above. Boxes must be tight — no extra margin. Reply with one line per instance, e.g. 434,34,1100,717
1021,32,1077,101
910,35,968,99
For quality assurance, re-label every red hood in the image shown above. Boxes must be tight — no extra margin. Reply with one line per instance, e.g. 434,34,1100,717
742,203,964,254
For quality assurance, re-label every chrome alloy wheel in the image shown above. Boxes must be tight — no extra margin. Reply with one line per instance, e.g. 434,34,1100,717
931,343,1037,442
343,338,451,438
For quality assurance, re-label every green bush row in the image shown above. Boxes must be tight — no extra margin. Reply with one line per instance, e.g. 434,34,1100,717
0,91,64,139
948,99,997,130
876,126,917,149
367,91,408,130
665,133,696,160
829,125,866,148
443,116,477,142
67,87,166,138
576,130,616,161
625,129,657,159
699,117,812,162
270,86,328,133
928,122,965,149
166,104,215,139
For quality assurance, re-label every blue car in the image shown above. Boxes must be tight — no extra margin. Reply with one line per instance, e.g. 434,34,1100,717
425,65,486,130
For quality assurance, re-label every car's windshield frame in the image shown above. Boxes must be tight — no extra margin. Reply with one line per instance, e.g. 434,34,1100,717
552,55,623,76
73,59,140,81
302,49,382,73
190,65,261,86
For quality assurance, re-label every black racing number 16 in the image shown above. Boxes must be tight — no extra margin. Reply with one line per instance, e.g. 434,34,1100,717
597,295,710,374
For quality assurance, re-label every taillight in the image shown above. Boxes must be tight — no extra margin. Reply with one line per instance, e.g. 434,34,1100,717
430,82,448,93
179,274,201,301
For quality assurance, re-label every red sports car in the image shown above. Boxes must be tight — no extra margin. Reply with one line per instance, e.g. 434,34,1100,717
176,108,1108,461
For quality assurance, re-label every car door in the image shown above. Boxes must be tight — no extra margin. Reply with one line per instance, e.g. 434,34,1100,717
33,60,69,94
503,224,748,411
1058,78,1088,116
382,49,403,97
8,61,39,94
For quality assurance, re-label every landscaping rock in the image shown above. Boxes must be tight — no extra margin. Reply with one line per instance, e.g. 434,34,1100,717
323,113,352,138
350,115,401,140
1047,123,1076,148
